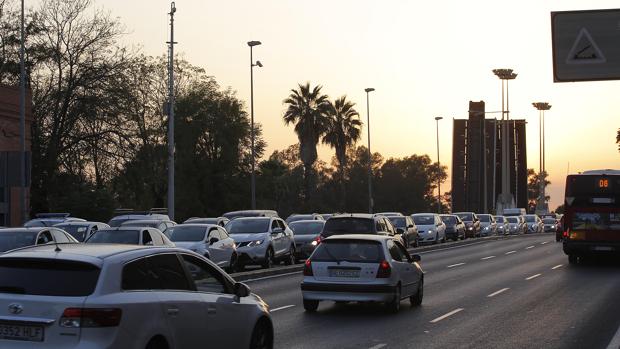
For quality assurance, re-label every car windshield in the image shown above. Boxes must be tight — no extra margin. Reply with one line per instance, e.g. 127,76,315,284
289,221,324,235
441,216,457,224
226,219,270,234
543,218,556,224
478,215,490,222
455,213,473,221
55,225,90,242
507,217,518,223
86,230,140,244
388,217,407,228
311,240,384,263
525,216,536,223
0,231,38,252
413,215,434,225
495,216,505,222
166,226,207,241
322,218,374,236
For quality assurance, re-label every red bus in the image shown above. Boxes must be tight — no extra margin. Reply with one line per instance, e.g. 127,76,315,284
563,169,620,264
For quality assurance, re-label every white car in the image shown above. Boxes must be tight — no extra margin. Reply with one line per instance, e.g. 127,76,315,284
0,244,273,348
411,213,446,244
301,234,424,313
524,214,543,233
478,214,497,236
85,227,175,247
165,224,238,271
54,221,110,242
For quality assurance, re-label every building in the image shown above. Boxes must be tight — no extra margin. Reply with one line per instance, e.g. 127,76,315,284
0,85,32,226
452,101,527,214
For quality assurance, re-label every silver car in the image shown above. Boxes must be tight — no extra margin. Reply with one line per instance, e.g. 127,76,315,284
478,214,497,236
301,234,424,313
524,214,543,233
165,224,238,271
85,227,175,246
0,244,273,348
505,216,525,234
0,227,79,253
54,221,110,242
494,216,509,235
411,213,446,244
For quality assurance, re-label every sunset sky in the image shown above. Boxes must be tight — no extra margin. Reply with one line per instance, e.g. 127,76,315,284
81,0,620,211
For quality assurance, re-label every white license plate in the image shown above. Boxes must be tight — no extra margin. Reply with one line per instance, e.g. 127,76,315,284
0,323,44,342
329,269,360,278
593,246,614,251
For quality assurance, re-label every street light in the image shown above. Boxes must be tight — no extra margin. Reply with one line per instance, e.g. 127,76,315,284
435,116,443,213
166,2,177,220
365,87,375,214
248,40,262,210
492,68,517,214
532,102,551,214
19,0,26,224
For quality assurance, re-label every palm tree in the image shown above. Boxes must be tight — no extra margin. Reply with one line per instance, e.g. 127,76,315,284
283,82,330,204
323,96,362,209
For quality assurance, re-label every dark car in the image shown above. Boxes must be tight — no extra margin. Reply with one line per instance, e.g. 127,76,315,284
288,220,326,261
440,214,466,241
0,227,79,253
454,212,481,238
386,215,419,248
320,214,405,246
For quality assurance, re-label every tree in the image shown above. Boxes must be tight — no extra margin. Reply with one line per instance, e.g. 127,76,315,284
527,169,551,213
322,95,362,210
282,82,330,206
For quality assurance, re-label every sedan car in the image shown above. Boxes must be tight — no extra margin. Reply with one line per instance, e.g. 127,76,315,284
0,244,273,349
505,216,525,235
84,227,174,246
542,218,558,234
440,214,465,241
53,221,110,242
411,213,446,244
288,220,326,261
494,216,509,235
165,224,238,271
386,215,419,247
301,234,423,313
524,214,543,233
478,214,497,236
0,227,79,253
454,212,481,238
183,217,230,227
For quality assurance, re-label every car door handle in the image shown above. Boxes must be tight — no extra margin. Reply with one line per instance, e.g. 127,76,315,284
207,306,216,315
167,308,179,316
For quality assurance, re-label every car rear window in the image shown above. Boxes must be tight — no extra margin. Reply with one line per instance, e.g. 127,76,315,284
86,230,140,244
311,240,384,263
166,226,207,242
322,218,374,236
0,259,100,296
289,221,325,235
0,231,38,252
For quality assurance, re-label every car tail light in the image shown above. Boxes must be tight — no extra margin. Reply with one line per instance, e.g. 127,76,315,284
303,259,313,276
60,308,122,328
376,260,391,278
562,230,568,238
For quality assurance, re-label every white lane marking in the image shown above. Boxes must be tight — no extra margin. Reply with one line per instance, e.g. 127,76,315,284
525,273,542,280
271,304,295,312
430,308,464,323
505,250,517,255
481,255,496,260
368,344,387,349
487,288,510,298
447,262,466,268
552,264,563,270
541,241,549,245
242,271,301,283
607,322,620,349
525,246,535,250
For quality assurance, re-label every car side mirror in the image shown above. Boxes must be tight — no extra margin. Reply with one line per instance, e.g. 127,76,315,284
209,237,219,245
234,282,251,298
411,254,421,263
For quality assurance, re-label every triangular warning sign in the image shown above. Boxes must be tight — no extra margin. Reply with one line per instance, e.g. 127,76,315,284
565,28,606,65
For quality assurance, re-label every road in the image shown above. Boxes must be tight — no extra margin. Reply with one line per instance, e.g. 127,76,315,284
245,234,620,349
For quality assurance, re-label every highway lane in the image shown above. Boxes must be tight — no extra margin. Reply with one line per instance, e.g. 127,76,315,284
245,234,620,349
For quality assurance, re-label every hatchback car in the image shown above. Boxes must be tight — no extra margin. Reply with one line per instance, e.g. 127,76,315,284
108,212,171,227
0,228,79,253
454,212,481,238
288,220,326,261
386,215,419,247
54,221,110,242
524,214,543,233
505,216,525,234
320,214,405,246
411,213,446,244
165,224,238,271
478,214,497,236
301,235,423,313
85,227,174,247
225,217,295,269
0,244,273,348
285,213,325,224
494,216,509,235
440,214,465,241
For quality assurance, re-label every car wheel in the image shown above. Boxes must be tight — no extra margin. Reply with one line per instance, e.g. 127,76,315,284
303,299,319,312
249,318,273,349
387,285,401,313
284,246,295,265
410,277,424,306
568,254,579,265
145,336,168,349
261,248,274,269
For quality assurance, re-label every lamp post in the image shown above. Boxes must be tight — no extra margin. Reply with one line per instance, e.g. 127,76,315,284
532,102,551,214
435,116,443,213
19,0,26,224
248,40,262,210
166,2,177,220
492,68,517,213
365,88,375,214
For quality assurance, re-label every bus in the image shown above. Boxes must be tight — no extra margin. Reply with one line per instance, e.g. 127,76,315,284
563,169,620,264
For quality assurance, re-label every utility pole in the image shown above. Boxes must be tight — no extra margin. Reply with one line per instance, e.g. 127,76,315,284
247,41,262,210
167,2,177,220
19,0,27,225
435,117,443,213
365,88,375,214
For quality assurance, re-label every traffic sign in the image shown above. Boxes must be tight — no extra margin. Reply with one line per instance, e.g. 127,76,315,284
551,9,620,82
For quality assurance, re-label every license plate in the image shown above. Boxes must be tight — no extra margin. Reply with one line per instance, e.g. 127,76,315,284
329,269,360,278
593,246,614,251
0,323,44,342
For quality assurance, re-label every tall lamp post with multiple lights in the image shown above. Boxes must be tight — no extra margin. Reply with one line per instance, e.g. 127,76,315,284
435,117,443,213
492,68,517,213
533,102,551,214
365,88,375,214
248,40,262,210
166,2,177,220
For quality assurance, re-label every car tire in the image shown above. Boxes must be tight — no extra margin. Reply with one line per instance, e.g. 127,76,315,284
387,285,401,313
284,246,295,265
262,248,274,269
303,299,319,312
249,318,273,349
410,277,423,306
568,254,579,265
145,336,168,349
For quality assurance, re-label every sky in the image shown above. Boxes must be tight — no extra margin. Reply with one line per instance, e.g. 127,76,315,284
68,0,620,211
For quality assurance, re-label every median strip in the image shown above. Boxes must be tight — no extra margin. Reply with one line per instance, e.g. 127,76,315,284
430,308,464,323
447,263,466,268
525,273,542,280
487,288,510,298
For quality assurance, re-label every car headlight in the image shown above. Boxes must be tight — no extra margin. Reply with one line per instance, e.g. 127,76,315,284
247,240,264,247
467,227,473,230
551,225,556,229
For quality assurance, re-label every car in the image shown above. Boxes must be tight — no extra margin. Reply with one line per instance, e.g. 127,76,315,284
225,216,296,269
183,217,230,227
376,212,404,217
222,210,279,220
84,227,175,246
301,234,424,313
386,215,419,247
454,212,481,238
505,216,524,234
411,213,446,244
319,214,405,246
0,244,273,349
524,214,543,233
108,209,170,227
478,214,497,236
319,213,339,221
440,214,466,241
120,219,177,233
288,220,326,261
0,227,79,253
165,224,238,271
556,217,564,242
24,213,86,228
53,221,110,242
542,218,558,234
494,216,509,235
285,213,325,224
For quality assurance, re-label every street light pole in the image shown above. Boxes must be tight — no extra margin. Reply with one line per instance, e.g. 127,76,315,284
365,88,375,214
166,2,177,220
532,102,551,214
247,40,262,210
19,0,26,225
435,117,443,213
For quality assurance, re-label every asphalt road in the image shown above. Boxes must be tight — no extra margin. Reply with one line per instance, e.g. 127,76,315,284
245,234,620,349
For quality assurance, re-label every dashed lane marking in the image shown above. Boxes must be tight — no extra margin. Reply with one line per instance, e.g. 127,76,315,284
505,250,517,255
487,288,510,298
481,256,496,260
447,263,466,268
552,264,563,270
242,271,301,283
368,344,387,349
271,305,295,312
430,308,464,323
525,246,535,250
525,273,542,280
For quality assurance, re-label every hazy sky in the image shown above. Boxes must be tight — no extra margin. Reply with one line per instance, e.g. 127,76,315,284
80,0,620,210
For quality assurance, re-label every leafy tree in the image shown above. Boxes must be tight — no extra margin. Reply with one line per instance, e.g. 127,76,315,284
527,168,551,213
